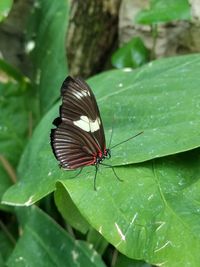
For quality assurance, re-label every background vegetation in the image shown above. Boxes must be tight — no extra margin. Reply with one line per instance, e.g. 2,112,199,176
0,0,200,266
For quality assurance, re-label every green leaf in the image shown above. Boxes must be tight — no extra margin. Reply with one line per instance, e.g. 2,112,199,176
0,227,14,263
1,104,60,206
2,54,200,205
0,61,37,209
135,0,191,24
57,149,200,266
0,254,4,267
111,37,149,69
87,228,108,255
0,59,27,83
26,0,68,115
87,228,109,255
0,0,13,23
7,206,106,267
114,253,151,267
0,258,3,267
54,183,90,234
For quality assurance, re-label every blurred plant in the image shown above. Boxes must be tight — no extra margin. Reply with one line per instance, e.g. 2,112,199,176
112,0,191,68
111,37,150,69
0,0,13,23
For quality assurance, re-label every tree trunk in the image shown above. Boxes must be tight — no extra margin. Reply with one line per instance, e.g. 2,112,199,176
67,0,122,78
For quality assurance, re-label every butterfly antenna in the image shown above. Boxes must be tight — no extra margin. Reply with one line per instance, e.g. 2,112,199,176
110,131,143,150
108,116,115,149
108,125,114,149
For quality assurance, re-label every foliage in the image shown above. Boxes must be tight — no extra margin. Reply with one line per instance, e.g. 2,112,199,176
135,0,191,24
0,0,13,22
7,206,106,267
111,37,150,69
0,59,35,211
112,0,191,68
26,0,68,115
0,0,199,267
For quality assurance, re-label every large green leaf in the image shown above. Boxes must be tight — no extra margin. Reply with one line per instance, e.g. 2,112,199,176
135,0,191,24
54,182,90,234
7,206,106,267
1,104,60,206
2,54,200,205
57,149,200,266
27,0,68,115
0,60,36,210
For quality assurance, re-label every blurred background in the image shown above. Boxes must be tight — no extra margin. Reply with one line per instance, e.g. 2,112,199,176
1,0,200,80
1,1,200,266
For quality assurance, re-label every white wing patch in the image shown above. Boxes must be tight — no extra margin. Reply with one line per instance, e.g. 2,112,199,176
73,115,100,132
73,90,90,99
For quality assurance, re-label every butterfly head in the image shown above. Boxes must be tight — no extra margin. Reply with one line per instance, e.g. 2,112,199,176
95,148,111,165
104,148,111,159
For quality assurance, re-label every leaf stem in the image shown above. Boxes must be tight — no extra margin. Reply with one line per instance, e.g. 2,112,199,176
0,219,16,245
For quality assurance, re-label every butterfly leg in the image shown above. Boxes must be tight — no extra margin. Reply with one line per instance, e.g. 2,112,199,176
110,166,123,182
94,165,99,191
71,168,83,178
100,162,123,183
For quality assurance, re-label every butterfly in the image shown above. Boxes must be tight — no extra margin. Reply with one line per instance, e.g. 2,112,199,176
51,76,143,189
50,76,112,189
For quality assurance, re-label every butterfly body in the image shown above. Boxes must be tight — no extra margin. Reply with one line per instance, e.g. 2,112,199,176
51,76,110,171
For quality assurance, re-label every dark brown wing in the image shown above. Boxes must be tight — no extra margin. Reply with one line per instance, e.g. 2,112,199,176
50,76,106,169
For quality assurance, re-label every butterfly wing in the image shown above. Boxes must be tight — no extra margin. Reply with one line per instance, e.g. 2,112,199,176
51,76,106,169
